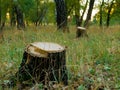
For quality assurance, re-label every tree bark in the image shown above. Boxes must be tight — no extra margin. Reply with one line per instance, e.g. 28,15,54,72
75,15,80,26
0,5,1,26
84,0,95,28
0,0,2,30
54,0,68,32
100,0,104,27
14,5,25,29
14,42,68,89
79,0,88,26
0,2,4,41
10,6,16,26
106,0,114,27
0,4,5,32
75,0,88,38
0,22,5,31
34,0,39,26
74,0,80,26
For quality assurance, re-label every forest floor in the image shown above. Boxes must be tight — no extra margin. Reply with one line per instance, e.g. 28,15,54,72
0,25,120,90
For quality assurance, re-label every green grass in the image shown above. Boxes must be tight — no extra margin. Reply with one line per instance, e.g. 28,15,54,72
0,25,120,89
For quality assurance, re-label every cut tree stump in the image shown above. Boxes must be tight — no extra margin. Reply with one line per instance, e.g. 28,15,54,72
76,26,88,38
16,42,68,85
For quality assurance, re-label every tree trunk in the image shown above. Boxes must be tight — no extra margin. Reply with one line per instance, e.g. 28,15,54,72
0,6,1,26
75,15,80,26
0,22,4,41
74,0,80,27
14,5,25,29
84,0,95,28
75,0,88,38
10,6,16,26
0,4,5,32
79,0,88,26
54,0,68,32
0,0,2,30
0,2,4,41
34,0,39,26
0,22,5,31
106,0,114,27
14,42,68,89
100,0,104,27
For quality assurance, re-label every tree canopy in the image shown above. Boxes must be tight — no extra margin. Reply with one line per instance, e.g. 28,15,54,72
0,0,120,29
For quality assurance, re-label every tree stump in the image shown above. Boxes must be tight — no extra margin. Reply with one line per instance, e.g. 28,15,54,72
76,26,88,38
16,42,68,85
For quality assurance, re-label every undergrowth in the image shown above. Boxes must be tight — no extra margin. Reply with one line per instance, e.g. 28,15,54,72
0,25,120,89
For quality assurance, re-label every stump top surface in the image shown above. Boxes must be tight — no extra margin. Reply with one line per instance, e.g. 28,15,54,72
31,42,64,52
77,26,86,30
26,42,65,57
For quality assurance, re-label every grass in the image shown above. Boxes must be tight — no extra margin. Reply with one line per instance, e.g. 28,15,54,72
0,25,120,89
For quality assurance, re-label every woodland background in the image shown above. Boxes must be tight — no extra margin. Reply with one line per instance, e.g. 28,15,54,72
0,0,120,89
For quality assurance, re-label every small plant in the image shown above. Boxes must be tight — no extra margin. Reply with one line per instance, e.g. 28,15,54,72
77,85,85,90
38,83,43,89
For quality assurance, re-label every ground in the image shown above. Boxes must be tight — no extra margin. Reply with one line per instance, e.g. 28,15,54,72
0,25,120,89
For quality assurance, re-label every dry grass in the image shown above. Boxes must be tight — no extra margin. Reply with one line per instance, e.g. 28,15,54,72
0,25,120,89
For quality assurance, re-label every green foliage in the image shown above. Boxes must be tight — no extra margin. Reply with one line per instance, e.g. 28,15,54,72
77,85,85,90
1,0,10,21
110,0,120,25
22,0,55,24
65,0,81,16
38,83,43,89
1,0,120,26
93,0,120,25
18,0,35,13
0,0,56,24
46,2,56,23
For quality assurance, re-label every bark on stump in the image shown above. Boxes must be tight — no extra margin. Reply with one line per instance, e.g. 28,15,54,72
76,26,88,38
16,42,68,85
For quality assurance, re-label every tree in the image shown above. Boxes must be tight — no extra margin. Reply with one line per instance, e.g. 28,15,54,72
14,4,25,29
10,4,16,26
99,0,104,27
37,1,49,26
34,0,40,26
65,0,89,37
74,0,80,26
74,0,88,27
65,0,74,16
0,0,10,30
24,0,49,26
111,0,120,25
0,0,2,30
84,0,95,28
15,0,36,29
106,0,115,27
54,0,68,32
9,0,36,28
64,0,89,27
79,0,88,26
